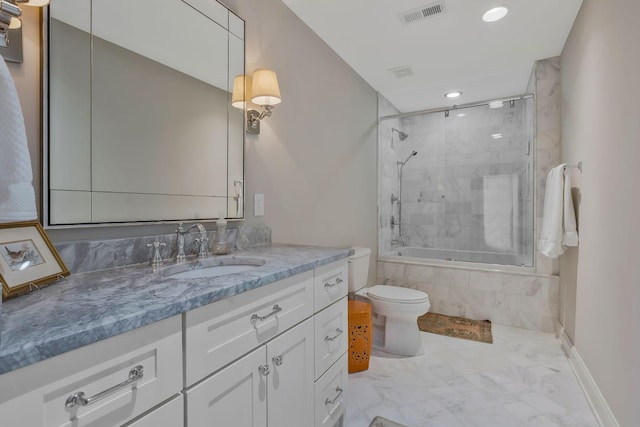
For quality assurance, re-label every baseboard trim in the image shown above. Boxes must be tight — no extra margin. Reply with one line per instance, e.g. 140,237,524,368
555,324,620,427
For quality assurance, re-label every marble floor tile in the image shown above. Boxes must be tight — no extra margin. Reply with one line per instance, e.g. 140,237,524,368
345,324,599,427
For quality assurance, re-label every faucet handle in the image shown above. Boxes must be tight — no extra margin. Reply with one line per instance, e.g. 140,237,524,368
146,240,166,267
194,234,209,259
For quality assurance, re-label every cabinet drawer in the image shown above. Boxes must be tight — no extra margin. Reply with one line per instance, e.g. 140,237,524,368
125,394,183,427
185,270,314,385
0,316,182,427
314,354,348,427
314,261,348,312
314,297,348,380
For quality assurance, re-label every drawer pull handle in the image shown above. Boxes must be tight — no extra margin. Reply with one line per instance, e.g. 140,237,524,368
325,386,343,405
258,364,270,376
324,277,343,288
251,304,282,325
65,365,144,409
272,355,284,366
324,328,344,342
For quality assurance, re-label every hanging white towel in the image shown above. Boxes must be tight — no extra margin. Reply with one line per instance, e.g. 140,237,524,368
0,54,37,222
538,164,579,258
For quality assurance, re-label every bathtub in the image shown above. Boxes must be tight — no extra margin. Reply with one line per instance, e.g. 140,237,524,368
380,246,533,271
377,246,557,332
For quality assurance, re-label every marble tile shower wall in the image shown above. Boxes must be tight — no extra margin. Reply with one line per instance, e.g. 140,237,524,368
56,225,272,274
532,57,562,275
396,100,531,254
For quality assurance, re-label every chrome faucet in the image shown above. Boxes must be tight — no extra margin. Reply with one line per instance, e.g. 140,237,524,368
176,222,209,261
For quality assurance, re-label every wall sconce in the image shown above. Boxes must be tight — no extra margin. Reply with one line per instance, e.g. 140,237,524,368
232,68,281,134
0,0,48,48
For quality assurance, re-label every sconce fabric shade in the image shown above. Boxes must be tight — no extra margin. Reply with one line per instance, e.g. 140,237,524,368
9,17,20,29
231,74,250,109
250,68,281,106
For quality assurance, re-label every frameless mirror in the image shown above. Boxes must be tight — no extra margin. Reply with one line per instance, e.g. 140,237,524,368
46,0,245,226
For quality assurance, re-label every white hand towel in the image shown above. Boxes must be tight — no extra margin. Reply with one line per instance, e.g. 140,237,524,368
0,54,37,222
538,164,579,258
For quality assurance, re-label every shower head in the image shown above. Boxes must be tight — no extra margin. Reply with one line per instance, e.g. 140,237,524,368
398,151,418,166
392,128,409,141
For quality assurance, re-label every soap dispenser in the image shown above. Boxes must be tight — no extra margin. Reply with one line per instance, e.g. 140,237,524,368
213,212,230,255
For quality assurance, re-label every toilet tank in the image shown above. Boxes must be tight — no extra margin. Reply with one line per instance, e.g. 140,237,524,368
348,247,371,293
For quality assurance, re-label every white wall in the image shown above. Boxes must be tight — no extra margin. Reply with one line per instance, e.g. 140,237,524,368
560,0,640,425
225,0,379,282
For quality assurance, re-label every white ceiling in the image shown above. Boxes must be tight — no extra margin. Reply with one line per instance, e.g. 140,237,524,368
281,0,583,113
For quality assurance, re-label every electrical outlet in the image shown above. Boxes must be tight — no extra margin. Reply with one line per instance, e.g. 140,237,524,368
254,193,264,216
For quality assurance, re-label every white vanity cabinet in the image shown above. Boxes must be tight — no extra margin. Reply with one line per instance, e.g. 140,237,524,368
185,318,314,427
184,270,316,427
185,260,349,427
0,316,183,427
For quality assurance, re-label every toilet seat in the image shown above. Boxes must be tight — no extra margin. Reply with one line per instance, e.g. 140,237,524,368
365,285,429,304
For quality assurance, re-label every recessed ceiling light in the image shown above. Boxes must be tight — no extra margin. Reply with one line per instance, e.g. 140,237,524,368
482,6,509,23
445,91,463,99
491,133,503,139
489,100,504,109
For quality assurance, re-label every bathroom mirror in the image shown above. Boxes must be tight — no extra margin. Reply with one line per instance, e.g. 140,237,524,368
45,0,245,226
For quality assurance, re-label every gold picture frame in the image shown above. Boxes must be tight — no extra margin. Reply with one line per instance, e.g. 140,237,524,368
0,221,70,298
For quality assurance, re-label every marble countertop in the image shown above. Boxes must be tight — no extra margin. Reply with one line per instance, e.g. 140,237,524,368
0,244,352,375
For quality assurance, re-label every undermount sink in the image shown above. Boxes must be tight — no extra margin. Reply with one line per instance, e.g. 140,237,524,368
164,257,266,279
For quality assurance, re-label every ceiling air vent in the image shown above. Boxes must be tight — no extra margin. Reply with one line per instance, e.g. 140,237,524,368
399,1,447,25
388,66,414,79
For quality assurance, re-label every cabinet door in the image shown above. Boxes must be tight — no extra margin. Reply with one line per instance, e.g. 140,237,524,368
186,347,267,427
267,318,314,427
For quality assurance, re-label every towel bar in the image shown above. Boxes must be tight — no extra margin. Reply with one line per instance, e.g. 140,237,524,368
564,162,582,172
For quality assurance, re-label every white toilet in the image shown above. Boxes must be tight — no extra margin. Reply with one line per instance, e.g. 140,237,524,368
348,247,430,356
